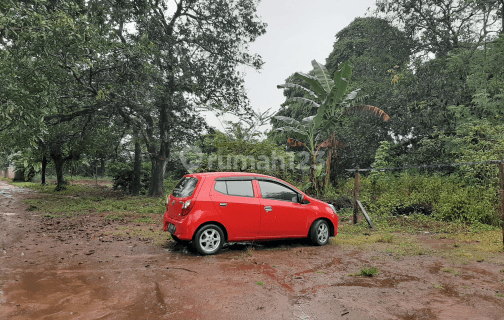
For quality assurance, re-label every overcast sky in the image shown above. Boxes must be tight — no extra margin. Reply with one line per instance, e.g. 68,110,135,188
203,0,377,132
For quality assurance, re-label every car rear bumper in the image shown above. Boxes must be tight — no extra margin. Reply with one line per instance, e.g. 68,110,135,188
163,212,193,240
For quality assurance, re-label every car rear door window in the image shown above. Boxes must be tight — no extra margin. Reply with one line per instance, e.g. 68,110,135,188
258,180,297,202
214,180,254,197
172,177,199,198
214,181,228,194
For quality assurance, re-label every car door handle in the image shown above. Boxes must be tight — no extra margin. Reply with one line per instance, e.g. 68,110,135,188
220,203,227,207
264,206,273,212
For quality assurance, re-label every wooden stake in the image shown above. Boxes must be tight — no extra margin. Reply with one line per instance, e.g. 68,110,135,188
353,170,360,225
499,163,504,250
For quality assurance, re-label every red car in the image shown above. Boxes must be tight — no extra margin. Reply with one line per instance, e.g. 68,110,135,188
163,172,338,255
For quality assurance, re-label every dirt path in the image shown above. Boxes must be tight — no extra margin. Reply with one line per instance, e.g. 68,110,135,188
1,180,504,319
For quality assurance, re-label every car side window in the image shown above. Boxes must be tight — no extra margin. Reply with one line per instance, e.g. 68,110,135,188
214,180,254,197
214,181,227,194
258,180,298,202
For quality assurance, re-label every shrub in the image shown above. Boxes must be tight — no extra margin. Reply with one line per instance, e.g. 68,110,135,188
337,172,501,225
359,266,379,277
107,162,151,194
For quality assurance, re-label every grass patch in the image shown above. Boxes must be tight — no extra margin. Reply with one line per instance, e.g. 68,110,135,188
432,283,444,289
105,214,125,221
359,266,379,277
349,267,380,277
377,234,394,243
256,281,264,286
40,214,62,218
133,217,156,224
443,231,503,253
496,293,504,298
334,214,503,263
21,185,165,217
441,267,461,275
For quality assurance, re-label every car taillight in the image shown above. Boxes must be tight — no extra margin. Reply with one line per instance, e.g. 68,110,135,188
180,200,195,216
166,195,171,206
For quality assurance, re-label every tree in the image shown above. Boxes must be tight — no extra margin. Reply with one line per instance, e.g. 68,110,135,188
326,17,411,108
375,0,502,57
0,0,135,189
109,0,266,196
275,60,390,190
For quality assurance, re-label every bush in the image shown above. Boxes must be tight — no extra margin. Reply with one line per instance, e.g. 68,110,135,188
337,172,501,225
107,162,151,194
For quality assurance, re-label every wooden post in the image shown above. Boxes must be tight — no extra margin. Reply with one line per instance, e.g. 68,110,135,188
353,169,360,225
499,163,504,250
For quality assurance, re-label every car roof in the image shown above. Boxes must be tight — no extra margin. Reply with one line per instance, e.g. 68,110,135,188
185,172,299,191
187,172,275,179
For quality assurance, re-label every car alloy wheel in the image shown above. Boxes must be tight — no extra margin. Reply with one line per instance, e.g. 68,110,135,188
310,219,329,246
193,224,224,255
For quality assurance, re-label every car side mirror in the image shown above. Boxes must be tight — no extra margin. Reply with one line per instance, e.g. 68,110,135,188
297,193,304,204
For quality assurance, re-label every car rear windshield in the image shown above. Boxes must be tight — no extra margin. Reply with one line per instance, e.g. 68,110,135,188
172,177,199,198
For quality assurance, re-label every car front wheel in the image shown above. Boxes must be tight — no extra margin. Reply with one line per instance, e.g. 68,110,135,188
193,224,224,255
310,219,330,246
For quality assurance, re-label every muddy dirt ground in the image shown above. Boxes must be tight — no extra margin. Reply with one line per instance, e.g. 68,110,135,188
1,180,504,320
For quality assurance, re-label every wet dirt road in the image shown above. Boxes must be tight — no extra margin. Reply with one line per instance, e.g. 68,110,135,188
1,180,504,319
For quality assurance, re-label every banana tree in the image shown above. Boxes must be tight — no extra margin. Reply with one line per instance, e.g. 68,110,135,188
275,60,390,190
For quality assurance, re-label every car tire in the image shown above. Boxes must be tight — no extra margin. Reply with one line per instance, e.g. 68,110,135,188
310,219,330,246
193,224,224,255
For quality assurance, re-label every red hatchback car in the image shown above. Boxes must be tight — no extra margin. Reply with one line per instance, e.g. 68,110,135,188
163,172,338,255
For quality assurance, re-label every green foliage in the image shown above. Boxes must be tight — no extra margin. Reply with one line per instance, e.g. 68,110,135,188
338,172,501,225
163,177,179,195
23,186,164,216
358,266,379,277
107,161,151,194
196,131,298,182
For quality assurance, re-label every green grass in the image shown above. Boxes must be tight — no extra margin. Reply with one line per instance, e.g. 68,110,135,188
333,212,504,262
441,267,461,275
349,266,379,277
256,281,264,286
21,187,165,217
359,266,379,277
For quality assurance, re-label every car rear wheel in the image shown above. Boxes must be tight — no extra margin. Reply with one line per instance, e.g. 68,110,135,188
193,224,224,255
310,219,330,246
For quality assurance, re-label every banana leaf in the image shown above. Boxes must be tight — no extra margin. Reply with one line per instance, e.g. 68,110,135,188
273,115,300,126
277,83,317,99
311,60,334,94
285,97,320,109
293,72,327,99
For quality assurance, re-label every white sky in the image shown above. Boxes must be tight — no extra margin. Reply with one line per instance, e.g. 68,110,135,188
203,0,377,133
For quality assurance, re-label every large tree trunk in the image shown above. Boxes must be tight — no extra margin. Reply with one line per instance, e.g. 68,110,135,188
51,153,67,191
41,155,47,185
99,158,105,177
149,156,167,196
132,137,141,195
147,97,171,196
